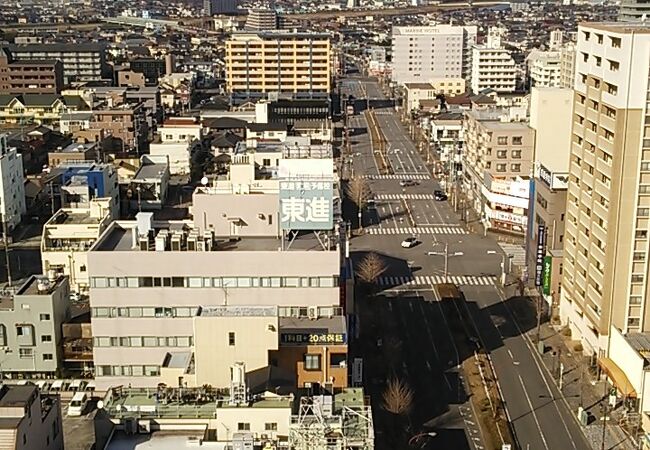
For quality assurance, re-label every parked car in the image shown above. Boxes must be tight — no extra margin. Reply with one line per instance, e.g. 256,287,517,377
401,237,419,248
67,392,88,417
434,190,448,201
399,179,418,187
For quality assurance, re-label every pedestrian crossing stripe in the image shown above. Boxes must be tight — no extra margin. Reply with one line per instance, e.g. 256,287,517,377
498,243,527,267
377,275,496,286
362,174,431,180
367,227,468,235
375,193,437,200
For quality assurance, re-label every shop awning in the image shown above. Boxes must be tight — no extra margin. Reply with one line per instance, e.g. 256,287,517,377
598,357,637,398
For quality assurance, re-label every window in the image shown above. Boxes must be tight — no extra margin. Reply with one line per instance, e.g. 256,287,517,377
265,423,278,431
304,354,321,370
497,150,507,159
609,60,619,71
497,136,507,145
596,33,603,44
606,83,618,95
638,208,649,217
19,348,33,358
154,307,173,318
41,335,52,343
238,423,251,431
511,164,521,172
229,332,235,346
628,318,640,327
39,313,50,321
610,36,621,48
42,354,53,361
496,163,507,172
330,353,346,367
144,365,160,376
0,325,5,346
511,150,522,159
632,274,644,283
263,158,271,166
512,136,523,145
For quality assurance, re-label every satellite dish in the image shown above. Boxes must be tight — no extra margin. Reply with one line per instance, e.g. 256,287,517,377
97,400,104,410
201,176,208,186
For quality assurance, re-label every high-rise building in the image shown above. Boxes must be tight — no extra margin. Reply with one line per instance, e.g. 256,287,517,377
204,0,238,16
527,50,562,88
390,25,477,85
0,48,64,95
559,42,576,89
619,0,650,21
0,135,26,231
560,23,650,354
462,108,534,235
527,87,573,314
245,8,278,30
225,31,331,103
7,43,108,84
470,28,517,93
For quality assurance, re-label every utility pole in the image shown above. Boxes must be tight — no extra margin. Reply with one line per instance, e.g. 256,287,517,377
444,241,449,283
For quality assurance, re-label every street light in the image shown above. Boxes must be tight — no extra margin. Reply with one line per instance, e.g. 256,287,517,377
427,242,463,283
487,250,513,286
408,431,437,446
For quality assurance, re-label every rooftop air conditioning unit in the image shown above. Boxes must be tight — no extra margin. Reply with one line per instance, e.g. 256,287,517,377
187,235,197,251
139,236,149,251
171,234,182,251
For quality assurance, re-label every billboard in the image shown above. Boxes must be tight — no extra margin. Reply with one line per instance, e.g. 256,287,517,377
280,180,333,230
542,256,552,296
535,224,546,287
280,332,346,345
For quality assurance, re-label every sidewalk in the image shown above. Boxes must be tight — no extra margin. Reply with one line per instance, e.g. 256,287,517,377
516,292,639,450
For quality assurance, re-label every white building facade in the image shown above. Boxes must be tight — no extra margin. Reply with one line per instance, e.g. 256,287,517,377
0,135,26,231
391,25,477,85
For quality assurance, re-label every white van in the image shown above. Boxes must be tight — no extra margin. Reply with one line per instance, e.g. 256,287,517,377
67,392,88,417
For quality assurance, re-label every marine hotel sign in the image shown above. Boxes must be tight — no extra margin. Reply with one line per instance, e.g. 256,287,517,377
280,332,346,345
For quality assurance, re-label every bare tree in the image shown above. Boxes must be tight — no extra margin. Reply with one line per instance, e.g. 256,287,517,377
356,252,387,285
346,177,371,231
382,378,414,416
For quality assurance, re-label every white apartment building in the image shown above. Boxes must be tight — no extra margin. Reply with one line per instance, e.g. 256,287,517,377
560,23,650,355
0,135,26,231
471,28,517,94
149,117,204,176
41,198,113,292
391,25,477,85
88,144,345,389
559,42,577,89
527,50,562,88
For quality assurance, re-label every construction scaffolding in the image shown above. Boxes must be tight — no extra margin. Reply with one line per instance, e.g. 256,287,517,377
289,389,374,450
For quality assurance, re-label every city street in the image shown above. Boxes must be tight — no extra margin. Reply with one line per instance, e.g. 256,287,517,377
343,74,593,450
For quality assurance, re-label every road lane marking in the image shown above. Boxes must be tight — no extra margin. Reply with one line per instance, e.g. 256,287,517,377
378,275,496,287
367,226,467,235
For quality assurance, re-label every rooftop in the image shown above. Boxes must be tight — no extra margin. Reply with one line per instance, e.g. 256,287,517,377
106,431,206,450
581,21,650,34
46,209,101,226
0,385,35,408
94,223,335,252
16,275,66,297
56,142,97,153
404,82,435,90
280,315,346,335
133,162,167,181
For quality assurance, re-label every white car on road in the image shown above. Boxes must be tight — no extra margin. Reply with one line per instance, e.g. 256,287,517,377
401,237,419,248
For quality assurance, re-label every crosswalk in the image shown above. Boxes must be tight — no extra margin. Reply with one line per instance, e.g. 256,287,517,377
498,243,527,267
378,275,496,287
367,226,467,235
375,193,436,200
362,174,431,180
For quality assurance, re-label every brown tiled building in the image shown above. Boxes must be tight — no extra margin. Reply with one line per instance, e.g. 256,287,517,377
0,48,63,95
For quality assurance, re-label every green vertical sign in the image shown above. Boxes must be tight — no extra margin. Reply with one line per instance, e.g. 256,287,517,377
542,256,552,296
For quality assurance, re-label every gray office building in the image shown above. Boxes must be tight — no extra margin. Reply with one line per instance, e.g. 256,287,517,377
0,275,70,378
204,0,238,15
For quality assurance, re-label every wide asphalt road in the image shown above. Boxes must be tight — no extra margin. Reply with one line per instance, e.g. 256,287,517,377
345,74,593,450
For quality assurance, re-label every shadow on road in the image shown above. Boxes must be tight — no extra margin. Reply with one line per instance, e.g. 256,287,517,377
350,252,541,450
